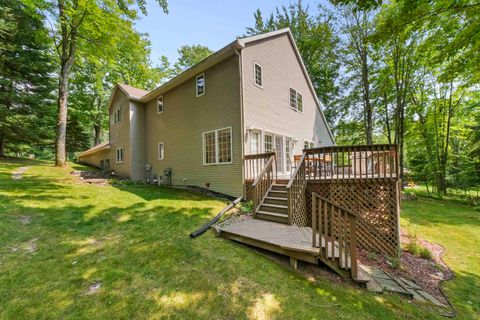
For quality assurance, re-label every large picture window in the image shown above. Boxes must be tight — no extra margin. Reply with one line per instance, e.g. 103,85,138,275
203,127,232,165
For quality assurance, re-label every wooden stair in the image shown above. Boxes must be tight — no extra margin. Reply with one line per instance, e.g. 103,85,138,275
255,181,289,224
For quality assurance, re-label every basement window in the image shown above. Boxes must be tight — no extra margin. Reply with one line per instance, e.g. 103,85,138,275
158,142,164,160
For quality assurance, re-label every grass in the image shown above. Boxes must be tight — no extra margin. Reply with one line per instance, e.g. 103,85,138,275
402,196,480,319
0,158,477,319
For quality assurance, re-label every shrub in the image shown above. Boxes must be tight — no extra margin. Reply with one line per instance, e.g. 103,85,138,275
367,252,378,261
406,236,433,260
386,255,401,269
240,200,253,213
419,247,433,260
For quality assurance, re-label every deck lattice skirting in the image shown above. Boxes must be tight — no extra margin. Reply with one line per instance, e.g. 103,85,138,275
306,180,400,256
244,144,401,258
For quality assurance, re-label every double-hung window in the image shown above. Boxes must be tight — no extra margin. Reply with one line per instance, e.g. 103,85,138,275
157,95,164,114
304,141,315,149
264,134,273,153
116,147,124,163
158,142,164,160
113,108,121,123
203,127,232,165
196,73,205,97
289,88,303,112
254,62,263,87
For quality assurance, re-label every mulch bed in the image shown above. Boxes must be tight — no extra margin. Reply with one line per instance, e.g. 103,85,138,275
359,229,453,305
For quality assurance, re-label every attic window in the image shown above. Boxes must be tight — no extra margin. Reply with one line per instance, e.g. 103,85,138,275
157,95,164,114
289,88,303,112
254,62,263,87
196,73,205,97
113,108,121,123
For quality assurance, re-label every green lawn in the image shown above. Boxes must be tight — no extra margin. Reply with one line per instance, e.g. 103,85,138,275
0,158,478,319
402,197,480,319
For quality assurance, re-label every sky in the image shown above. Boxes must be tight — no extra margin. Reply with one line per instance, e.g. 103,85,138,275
134,0,325,64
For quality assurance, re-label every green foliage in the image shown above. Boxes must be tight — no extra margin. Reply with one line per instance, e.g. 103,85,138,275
366,251,378,261
174,45,213,72
385,255,401,269
239,200,253,213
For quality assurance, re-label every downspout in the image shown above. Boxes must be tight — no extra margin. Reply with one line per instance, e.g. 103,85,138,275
234,47,247,200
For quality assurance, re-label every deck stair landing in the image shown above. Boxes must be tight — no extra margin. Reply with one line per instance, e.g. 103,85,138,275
255,180,289,224
217,218,355,279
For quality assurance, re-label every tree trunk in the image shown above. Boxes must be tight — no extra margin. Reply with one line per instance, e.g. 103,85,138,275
94,124,101,145
0,135,5,157
55,66,69,167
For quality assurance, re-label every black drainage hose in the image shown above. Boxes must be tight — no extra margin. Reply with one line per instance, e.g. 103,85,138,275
190,196,243,238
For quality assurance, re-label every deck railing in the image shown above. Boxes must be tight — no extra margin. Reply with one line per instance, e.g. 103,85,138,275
251,154,276,214
312,193,358,279
286,153,307,225
303,144,398,181
244,152,277,181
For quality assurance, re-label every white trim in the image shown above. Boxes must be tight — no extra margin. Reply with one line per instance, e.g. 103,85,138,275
156,95,164,114
253,61,263,88
116,147,124,163
202,126,233,165
158,142,164,160
196,73,205,97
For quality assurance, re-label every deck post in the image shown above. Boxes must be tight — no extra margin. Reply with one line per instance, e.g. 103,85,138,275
290,257,298,270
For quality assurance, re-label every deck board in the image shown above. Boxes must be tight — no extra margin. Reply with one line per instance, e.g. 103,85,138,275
219,219,318,255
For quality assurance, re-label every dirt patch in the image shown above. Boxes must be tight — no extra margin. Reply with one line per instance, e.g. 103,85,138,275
17,215,32,225
11,238,38,254
359,230,453,305
86,282,102,295
11,166,29,180
71,170,111,186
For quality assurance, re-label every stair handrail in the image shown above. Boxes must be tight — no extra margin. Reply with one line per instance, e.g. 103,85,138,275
252,154,276,214
311,193,358,279
286,152,307,225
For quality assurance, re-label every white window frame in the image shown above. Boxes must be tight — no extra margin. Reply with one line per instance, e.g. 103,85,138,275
196,73,205,97
263,132,274,153
157,142,164,160
254,62,263,88
116,147,124,163
157,95,164,114
113,108,121,124
289,87,303,113
304,140,315,150
202,127,233,165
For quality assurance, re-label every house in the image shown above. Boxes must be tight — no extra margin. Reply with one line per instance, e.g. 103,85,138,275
79,29,401,280
78,28,334,197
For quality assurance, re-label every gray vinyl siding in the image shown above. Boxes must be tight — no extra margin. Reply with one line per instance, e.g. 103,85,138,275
129,101,146,181
241,33,334,157
144,55,243,197
108,90,131,178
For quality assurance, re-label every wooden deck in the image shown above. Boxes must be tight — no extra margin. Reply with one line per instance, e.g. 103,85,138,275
216,218,352,277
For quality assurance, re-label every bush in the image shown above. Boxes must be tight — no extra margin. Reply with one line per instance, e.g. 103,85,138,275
405,236,433,260
240,200,253,213
386,255,401,269
367,252,378,261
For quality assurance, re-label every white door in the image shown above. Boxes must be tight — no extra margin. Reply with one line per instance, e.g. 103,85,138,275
275,136,284,173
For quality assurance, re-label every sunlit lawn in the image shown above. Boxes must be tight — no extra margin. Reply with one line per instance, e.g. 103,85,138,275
0,158,477,319
402,197,480,319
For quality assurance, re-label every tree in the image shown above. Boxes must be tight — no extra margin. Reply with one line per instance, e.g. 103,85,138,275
38,0,168,166
174,45,213,72
0,0,56,157
339,6,376,144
